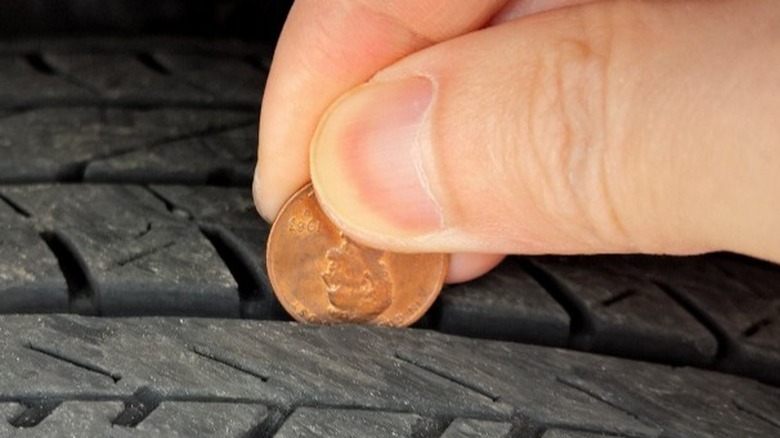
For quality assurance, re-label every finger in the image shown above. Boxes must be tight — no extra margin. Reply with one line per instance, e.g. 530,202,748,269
311,1,780,262
446,253,505,283
254,0,512,222
490,0,599,25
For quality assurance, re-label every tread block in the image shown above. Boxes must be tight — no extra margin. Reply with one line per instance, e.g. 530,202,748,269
148,185,264,231
57,226,239,317
145,186,281,317
392,348,659,437
558,366,780,438
183,324,513,419
440,418,514,438
134,402,269,437
7,317,276,401
0,56,91,104
152,54,265,104
275,408,438,438
0,108,253,183
438,257,569,346
0,227,68,313
0,342,122,397
44,54,214,104
1,186,242,316
643,255,780,384
2,185,177,233
85,125,256,185
530,256,718,365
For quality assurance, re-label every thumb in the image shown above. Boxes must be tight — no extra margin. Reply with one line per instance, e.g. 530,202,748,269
311,2,780,261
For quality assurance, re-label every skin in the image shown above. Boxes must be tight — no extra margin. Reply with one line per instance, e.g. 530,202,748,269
255,0,780,283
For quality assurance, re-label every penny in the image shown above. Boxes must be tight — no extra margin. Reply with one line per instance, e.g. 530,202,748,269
266,183,448,327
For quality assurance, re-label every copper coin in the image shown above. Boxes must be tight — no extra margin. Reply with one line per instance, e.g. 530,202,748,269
266,183,447,327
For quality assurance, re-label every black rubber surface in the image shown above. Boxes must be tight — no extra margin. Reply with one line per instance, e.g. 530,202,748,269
0,38,779,436
2,315,780,437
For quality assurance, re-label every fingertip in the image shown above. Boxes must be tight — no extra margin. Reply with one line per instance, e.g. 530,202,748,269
445,253,505,283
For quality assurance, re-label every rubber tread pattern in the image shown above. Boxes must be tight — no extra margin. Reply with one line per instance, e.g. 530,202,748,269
2,182,780,384
0,108,255,184
528,257,718,365
0,39,779,407
0,315,778,437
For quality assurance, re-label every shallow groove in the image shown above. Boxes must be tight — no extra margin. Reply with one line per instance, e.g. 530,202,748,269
136,53,171,75
24,53,57,75
40,231,96,315
111,387,162,428
601,289,639,308
244,56,269,73
394,352,500,403
200,226,263,306
743,317,773,338
144,186,193,219
732,399,780,430
112,241,176,268
26,343,121,383
555,376,659,435
81,120,256,181
191,346,269,382
0,192,32,217
9,400,60,428
654,281,730,362
520,259,594,350
146,119,256,149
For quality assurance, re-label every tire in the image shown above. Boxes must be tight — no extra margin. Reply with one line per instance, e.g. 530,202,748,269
0,38,778,437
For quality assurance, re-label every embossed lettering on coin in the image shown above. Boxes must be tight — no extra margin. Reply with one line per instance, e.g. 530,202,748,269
266,183,447,327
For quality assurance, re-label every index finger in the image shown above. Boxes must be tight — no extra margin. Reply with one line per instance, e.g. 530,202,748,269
254,0,511,222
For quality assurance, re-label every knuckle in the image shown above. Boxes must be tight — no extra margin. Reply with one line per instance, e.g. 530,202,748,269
521,6,632,247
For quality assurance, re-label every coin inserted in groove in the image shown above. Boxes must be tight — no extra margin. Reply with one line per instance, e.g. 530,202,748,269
266,183,447,327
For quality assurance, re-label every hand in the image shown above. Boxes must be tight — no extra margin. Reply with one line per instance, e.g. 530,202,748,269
254,0,780,282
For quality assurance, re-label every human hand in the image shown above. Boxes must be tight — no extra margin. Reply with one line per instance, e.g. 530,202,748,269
254,0,780,283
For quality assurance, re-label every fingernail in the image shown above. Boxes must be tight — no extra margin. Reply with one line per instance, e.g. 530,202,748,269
311,77,443,239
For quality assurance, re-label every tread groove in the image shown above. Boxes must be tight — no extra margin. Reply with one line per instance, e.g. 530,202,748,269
200,227,261,301
82,120,256,180
555,377,659,435
600,289,639,308
24,53,57,75
40,231,97,315
26,343,121,383
732,400,780,430
200,226,263,307
521,259,594,349
9,400,61,428
144,186,194,219
0,192,32,217
112,241,176,268
111,387,162,428
654,281,730,361
135,53,171,75
742,317,773,338
191,345,269,382
394,352,500,403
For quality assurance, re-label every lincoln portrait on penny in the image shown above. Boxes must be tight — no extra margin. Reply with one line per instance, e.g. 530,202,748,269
321,232,392,322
